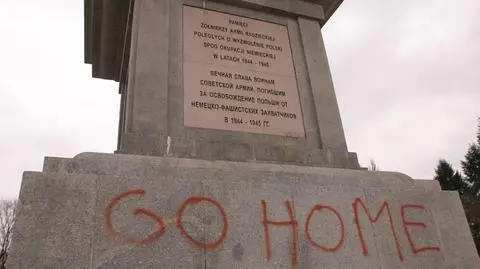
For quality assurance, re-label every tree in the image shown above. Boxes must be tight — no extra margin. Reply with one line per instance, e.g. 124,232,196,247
433,118,480,255
0,200,17,269
461,119,480,195
434,159,466,192
458,118,480,255
368,159,379,171
460,193,480,255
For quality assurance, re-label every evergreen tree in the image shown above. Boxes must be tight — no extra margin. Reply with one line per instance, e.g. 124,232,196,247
434,159,464,191
461,119,480,195
477,118,480,147
452,170,468,194
460,193,480,255
433,118,480,255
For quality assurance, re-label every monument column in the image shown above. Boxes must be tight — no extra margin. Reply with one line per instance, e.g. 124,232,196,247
297,16,349,158
119,0,171,155
110,0,360,168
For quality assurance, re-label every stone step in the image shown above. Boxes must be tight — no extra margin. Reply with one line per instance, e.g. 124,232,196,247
8,155,477,269
40,152,437,191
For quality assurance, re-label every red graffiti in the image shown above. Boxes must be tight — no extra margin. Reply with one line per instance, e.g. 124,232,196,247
401,204,441,254
105,188,443,267
105,189,166,244
176,196,228,249
261,200,298,269
305,204,345,253
353,198,404,261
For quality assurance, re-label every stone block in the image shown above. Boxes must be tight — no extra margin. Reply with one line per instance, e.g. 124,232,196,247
203,176,295,269
361,190,445,269
120,132,167,156
347,152,361,169
109,0,359,169
222,142,253,162
413,179,442,191
91,174,205,269
7,172,97,269
298,16,348,153
9,154,480,269
293,184,382,269
431,191,480,266
254,144,285,163
42,152,415,190
195,140,224,161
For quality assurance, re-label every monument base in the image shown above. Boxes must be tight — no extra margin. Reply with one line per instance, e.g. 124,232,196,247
7,153,479,269
118,133,361,169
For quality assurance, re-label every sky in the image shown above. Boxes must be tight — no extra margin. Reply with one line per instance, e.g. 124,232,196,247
0,0,479,199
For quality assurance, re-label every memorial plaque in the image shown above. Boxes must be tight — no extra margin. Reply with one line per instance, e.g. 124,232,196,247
183,5,305,138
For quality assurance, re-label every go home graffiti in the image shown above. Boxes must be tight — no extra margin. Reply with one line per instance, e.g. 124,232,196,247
105,189,441,268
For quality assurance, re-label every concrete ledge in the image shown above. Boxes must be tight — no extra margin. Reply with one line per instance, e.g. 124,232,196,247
118,132,359,168
41,152,417,190
9,155,479,269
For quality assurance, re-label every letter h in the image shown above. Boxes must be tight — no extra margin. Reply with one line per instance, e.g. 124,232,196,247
261,200,298,269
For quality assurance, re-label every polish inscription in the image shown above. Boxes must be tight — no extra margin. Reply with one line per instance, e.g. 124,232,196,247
183,6,305,137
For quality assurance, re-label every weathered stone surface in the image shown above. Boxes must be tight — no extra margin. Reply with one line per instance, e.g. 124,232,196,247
8,154,480,269
43,152,413,189
94,0,360,169
85,0,338,80
7,172,97,269
16,1,476,269
431,191,480,267
293,184,382,269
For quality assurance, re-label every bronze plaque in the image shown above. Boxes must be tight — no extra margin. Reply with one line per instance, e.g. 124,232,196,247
183,6,305,138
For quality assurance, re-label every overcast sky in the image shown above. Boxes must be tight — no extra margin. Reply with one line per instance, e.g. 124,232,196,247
0,0,479,199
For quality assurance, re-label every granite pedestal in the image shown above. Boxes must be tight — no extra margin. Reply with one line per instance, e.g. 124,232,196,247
7,1,479,268
7,153,480,269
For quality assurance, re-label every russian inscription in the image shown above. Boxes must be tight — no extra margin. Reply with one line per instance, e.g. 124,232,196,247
183,6,305,137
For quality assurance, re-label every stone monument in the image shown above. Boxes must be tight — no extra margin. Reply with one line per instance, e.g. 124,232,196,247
84,0,360,168
7,0,479,268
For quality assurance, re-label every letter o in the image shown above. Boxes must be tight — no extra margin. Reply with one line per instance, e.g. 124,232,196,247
305,204,345,252
176,197,228,250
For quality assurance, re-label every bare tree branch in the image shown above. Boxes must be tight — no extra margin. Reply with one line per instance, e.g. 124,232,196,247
0,200,17,269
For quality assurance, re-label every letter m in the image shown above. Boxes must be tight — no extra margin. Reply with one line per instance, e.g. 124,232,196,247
352,198,404,261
